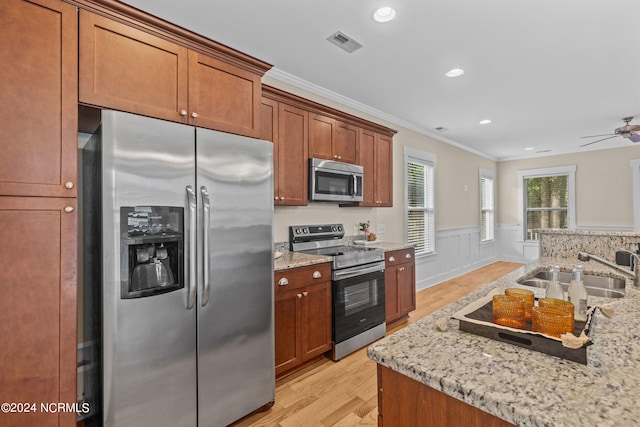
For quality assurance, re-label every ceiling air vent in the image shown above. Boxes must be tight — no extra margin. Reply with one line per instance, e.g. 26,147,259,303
327,31,363,53
435,127,450,132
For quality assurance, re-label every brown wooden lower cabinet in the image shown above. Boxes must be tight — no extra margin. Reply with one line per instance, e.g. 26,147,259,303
274,263,332,378
385,248,416,326
0,197,77,427
377,365,516,427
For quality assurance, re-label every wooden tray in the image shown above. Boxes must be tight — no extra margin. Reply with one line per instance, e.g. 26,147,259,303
458,299,593,364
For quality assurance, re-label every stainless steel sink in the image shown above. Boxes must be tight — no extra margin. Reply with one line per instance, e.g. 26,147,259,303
517,271,626,298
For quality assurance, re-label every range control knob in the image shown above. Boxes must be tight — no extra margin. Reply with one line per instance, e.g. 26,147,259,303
303,228,309,234
295,228,302,234
337,225,343,232
332,226,337,232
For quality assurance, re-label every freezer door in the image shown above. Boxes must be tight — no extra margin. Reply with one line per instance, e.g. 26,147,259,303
196,129,275,426
100,111,198,427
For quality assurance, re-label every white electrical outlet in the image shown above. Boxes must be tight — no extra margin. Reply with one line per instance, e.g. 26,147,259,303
377,224,385,234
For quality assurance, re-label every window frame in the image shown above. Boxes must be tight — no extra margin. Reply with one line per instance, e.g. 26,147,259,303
517,165,576,241
479,168,495,243
404,146,436,256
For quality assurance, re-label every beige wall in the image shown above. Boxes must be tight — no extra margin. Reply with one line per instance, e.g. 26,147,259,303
497,145,640,228
264,76,497,243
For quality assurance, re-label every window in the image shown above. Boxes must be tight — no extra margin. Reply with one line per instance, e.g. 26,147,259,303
479,169,495,242
404,147,435,255
518,166,576,241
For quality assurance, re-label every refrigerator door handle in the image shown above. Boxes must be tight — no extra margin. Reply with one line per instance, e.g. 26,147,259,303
200,186,211,307
186,185,198,310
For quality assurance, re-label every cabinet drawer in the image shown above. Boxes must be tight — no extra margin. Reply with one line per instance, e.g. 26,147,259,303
385,248,415,267
275,263,331,292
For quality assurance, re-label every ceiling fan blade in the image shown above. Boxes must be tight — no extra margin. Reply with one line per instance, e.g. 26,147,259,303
580,133,616,138
579,135,619,147
630,133,640,143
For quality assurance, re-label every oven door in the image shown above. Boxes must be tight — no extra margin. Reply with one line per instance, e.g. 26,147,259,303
332,264,385,344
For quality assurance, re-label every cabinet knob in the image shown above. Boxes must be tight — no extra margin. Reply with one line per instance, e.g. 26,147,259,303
180,110,188,116
64,206,74,213
280,197,285,201
312,271,322,279
388,256,395,262
405,253,412,259
399,267,405,271
296,293,303,299
334,155,338,159
274,196,279,201
302,291,308,297
191,112,198,118
278,278,289,286
64,181,74,189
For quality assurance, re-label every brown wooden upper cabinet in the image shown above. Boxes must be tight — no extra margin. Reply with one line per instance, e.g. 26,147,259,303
309,113,358,164
0,0,77,198
79,9,266,138
358,129,393,207
261,97,309,206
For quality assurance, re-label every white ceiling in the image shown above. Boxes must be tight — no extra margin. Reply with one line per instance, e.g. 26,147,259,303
123,0,640,161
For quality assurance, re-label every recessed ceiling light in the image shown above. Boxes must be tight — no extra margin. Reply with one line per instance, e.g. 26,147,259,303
524,147,534,151
373,7,396,23
479,119,492,125
445,68,465,78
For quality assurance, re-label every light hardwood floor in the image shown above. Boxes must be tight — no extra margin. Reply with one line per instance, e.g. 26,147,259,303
232,261,523,427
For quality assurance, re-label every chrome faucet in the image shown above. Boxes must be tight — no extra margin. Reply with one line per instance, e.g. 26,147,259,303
577,250,640,288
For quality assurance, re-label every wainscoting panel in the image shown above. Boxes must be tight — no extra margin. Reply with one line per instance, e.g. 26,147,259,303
415,227,498,291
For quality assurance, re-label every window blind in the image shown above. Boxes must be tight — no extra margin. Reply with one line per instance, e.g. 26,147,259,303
480,176,494,241
407,159,435,254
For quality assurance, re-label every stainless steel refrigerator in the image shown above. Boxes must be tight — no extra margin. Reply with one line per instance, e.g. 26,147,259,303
83,110,274,427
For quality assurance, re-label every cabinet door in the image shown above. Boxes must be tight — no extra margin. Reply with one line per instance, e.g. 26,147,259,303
375,134,393,206
277,103,308,205
0,197,77,427
384,265,400,322
274,289,301,377
308,113,335,160
335,121,358,164
79,9,189,124
260,98,279,203
188,50,262,137
0,0,77,197
358,129,377,207
300,282,332,361
398,262,416,315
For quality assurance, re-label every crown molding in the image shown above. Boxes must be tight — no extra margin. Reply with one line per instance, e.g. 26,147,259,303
265,67,497,162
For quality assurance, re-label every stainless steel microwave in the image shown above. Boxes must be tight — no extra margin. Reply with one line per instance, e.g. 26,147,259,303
309,158,364,202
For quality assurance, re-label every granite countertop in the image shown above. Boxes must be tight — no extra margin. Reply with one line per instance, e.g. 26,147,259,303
274,241,413,271
368,257,640,427
273,250,332,271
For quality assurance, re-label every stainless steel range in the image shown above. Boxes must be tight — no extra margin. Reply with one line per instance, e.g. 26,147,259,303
290,224,386,360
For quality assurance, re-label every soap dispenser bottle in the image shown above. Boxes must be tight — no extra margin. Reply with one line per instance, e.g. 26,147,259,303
568,265,588,321
545,265,565,300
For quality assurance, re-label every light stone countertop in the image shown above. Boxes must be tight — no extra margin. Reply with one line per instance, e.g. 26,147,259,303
367,257,640,427
274,241,413,271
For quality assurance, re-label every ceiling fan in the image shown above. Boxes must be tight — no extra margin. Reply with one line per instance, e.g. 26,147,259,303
580,116,640,147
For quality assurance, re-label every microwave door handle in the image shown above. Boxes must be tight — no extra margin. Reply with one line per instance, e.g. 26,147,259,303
351,174,356,196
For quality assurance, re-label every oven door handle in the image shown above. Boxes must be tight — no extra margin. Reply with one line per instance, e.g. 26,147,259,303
333,263,385,280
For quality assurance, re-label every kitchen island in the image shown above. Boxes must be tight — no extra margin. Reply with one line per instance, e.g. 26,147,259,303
368,257,640,427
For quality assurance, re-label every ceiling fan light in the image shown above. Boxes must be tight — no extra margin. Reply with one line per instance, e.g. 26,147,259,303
373,7,396,23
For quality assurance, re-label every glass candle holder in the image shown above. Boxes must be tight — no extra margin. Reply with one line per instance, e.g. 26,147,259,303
492,295,526,329
505,288,535,321
531,306,574,338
